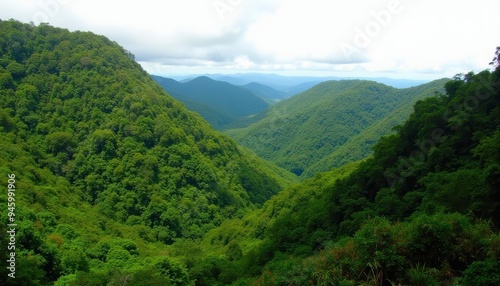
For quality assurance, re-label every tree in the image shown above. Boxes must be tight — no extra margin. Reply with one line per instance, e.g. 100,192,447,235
45,132,76,154
91,129,117,156
489,46,500,68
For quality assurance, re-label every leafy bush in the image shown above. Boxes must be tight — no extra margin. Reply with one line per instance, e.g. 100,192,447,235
462,259,500,286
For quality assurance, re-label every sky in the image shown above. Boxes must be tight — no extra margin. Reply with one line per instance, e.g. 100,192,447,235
1,0,499,80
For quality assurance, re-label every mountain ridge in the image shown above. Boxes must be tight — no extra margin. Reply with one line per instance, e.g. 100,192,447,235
152,75,269,129
166,73,431,89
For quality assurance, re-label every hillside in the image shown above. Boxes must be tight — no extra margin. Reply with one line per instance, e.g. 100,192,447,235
302,78,450,177
0,20,296,285
152,75,269,130
181,53,500,286
227,79,448,177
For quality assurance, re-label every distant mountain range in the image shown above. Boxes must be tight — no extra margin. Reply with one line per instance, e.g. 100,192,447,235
154,73,432,130
168,73,431,89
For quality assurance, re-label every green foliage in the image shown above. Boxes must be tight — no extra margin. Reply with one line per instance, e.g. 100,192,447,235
250,213,498,285
405,264,440,286
153,256,191,286
462,259,500,286
193,162,360,283
60,246,89,275
45,132,76,153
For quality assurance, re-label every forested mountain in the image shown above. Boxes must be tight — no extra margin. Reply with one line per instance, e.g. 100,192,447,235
184,51,500,286
152,75,269,130
0,20,296,285
227,79,448,177
302,79,450,177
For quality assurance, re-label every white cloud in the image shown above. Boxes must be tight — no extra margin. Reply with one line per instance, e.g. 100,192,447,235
0,0,499,79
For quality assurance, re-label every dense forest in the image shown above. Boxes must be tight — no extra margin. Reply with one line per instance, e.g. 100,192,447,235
1,19,500,286
0,20,295,285
227,79,448,177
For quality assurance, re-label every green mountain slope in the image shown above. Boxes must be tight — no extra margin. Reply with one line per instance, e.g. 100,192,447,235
302,79,449,177
0,20,295,285
184,52,500,286
227,79,448,177
152,75,269,130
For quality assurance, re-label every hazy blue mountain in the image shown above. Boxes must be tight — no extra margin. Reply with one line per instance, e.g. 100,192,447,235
167,73,431,91
152,75,269,129
213,73,335,90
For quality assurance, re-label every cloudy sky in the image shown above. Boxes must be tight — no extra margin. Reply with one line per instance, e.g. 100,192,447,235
1,0,499,80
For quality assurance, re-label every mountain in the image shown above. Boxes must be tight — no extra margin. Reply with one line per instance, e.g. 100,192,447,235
241,82,287,103
226,79,449,177
0,20,296,285
152,75,269,130
183,55,500,286
172,73,327,98
302,78,450,177
212,73,320,90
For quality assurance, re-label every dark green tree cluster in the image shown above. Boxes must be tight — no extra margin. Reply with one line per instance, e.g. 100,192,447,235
0,19,295,285
254,213,500,286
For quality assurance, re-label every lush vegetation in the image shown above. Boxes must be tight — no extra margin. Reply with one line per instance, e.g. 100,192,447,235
152,75,269,130
227,79,448,177
184,50,500,285
0,20,296,285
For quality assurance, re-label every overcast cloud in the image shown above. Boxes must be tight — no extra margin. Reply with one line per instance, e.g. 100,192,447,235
1,0,499,79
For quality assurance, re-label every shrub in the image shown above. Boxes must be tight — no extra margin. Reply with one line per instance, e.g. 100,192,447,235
462,259,500,286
